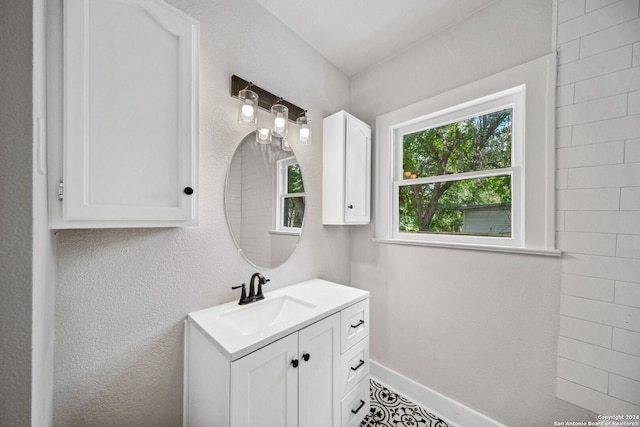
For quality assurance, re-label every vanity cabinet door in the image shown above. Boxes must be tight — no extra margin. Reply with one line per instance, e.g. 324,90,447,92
322,111,371,225
50,0,199,228
231,333,299,427
298,314,341,427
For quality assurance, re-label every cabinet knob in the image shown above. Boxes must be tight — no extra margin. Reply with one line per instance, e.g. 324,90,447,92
184,186,194,195
291,359,299,368
302,353,310,362
347,204,353,209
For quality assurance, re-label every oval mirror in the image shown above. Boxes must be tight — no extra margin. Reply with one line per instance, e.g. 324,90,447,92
225,132,306,269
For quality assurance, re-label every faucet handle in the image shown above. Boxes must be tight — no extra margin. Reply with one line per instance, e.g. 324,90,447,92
255,278,270,300
231,283,250,305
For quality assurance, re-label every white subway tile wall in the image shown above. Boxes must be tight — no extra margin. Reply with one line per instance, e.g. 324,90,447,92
557,231,617,256
556,188,621,209
556,0,640,414
613,327,640,355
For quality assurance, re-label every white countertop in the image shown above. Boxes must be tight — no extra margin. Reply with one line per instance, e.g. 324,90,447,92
187,278,369,361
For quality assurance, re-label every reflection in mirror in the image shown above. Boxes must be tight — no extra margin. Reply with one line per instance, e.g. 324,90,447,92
225,133,305,269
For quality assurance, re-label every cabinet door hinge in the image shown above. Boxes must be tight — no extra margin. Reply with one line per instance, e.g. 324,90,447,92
57,181,64,200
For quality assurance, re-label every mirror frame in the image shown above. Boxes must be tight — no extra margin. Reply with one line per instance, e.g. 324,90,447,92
224,132,306,269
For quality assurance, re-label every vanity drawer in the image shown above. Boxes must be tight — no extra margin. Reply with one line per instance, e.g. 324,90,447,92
341,376,370,427
341,299,369,352
340,337,369,396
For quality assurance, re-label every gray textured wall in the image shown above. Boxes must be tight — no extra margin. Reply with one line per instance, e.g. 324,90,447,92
350,0,596,425
0,0,34,426
49,0,352,425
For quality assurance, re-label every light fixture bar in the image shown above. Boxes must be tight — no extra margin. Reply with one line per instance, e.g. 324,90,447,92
231,75,306,122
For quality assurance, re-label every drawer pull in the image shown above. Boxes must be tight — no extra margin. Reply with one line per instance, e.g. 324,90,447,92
350,319,364,329
351,399,365,414
350,359,365,371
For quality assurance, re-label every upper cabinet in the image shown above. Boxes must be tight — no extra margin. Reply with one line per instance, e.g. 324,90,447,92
48,0,199,229
322,111,371,225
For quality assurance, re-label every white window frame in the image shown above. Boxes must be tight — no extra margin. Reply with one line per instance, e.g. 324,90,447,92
274,156,305,234
392,88,524,247
374,54,560,255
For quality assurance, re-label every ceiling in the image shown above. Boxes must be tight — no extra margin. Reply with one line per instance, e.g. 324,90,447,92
255,0,497,77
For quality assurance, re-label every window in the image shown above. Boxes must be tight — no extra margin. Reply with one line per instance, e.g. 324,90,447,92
394,89,523,247
374,54,558,254
275,157,305,233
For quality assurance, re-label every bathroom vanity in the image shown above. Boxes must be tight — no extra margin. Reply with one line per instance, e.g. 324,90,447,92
184,279,370,427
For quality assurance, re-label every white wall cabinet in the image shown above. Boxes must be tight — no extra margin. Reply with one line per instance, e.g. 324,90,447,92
322,111,371,225
48,0,199,229
184,280,370,427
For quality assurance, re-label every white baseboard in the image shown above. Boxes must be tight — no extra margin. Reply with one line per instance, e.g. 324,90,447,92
370,360,507,427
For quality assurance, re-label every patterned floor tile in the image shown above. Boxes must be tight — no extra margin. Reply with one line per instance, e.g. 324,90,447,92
361,379,451,427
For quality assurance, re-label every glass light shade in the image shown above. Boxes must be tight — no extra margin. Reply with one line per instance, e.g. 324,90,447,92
238,89,258,125
281,137,292,152
271,104,289,137
296,115,312,145
255,128,272,144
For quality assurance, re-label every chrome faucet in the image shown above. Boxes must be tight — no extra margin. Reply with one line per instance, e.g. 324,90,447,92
231,273,270,305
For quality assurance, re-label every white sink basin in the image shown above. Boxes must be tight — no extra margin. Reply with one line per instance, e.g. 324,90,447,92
219,295,317,335
187,279,369,360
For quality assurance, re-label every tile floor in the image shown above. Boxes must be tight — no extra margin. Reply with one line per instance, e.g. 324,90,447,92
361,379,451,427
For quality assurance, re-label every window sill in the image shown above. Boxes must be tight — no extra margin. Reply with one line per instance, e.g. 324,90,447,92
372,237,561,257
270,230,301,236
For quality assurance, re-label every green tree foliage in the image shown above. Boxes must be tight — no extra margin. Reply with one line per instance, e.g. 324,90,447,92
285,163,305,228
287,163,304,193
400,109,512,234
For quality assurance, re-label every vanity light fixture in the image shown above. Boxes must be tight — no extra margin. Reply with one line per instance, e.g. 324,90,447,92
231,75,311,146
255,127,272,144
296,112,311,145
237,86,258,126
281,138,292,152
271,102,289,137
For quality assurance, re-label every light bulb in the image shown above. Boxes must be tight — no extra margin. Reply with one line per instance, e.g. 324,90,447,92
299,128,310,138
241,104,254,119
274,116,286,129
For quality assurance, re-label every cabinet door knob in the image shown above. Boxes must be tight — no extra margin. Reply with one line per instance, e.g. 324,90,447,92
291,359,299,368
302,353,310,362
184,186,194,195
347,204,353,209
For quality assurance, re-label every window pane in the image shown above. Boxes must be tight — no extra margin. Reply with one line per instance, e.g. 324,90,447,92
398,175,511,237
287,163,304,194
283,196,305,228
402,108,512,179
